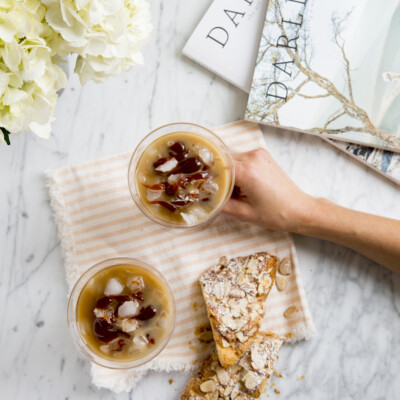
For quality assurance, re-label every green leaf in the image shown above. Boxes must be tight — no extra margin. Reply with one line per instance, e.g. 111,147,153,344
1,127,11,145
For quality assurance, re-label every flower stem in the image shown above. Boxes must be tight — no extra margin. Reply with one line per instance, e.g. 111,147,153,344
1,127,11,145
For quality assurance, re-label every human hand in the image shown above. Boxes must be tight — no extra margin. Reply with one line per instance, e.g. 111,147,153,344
223,148,313,232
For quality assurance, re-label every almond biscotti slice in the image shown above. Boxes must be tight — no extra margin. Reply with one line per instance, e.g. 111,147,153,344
181,332,283,400
199,252,278,367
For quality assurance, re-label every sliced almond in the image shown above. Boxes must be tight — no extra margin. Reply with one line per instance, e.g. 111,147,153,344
216,367,230,385
275,276,287,291
246,257,258,274
248,327,257,337
251,346,266,370
230,385,240,399
236,331,248,343
284,305,299,318
213,281,231,300
224,385,233,396
228,298,247,318
218,256,228,267
242,371,262,390
221,339,230,348
238,354,251,370
230,363,241,375
278,257,292,275
200,380,217,393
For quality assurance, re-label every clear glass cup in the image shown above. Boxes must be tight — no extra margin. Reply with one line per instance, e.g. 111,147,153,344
67,257,176,369
128,122,235,228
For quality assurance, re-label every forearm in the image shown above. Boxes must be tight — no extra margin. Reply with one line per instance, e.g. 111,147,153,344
293,197,400,272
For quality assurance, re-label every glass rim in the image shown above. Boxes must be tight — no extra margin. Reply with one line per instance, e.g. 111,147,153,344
127,122,235,229
67,257,176,370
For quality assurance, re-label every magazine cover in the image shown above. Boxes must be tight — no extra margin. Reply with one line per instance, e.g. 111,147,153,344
245,0,400,152
183,0,268,93
327,139,400,185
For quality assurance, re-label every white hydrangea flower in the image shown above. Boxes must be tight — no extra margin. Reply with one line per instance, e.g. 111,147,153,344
0,0,67,143
45,0,152,84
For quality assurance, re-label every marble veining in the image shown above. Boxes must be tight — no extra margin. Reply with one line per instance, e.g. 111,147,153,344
0,1,399,399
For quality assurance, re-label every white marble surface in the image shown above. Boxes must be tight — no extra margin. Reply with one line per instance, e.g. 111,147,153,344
1,1,400,399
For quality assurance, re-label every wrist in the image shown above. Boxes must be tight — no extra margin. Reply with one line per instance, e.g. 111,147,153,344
290,195,327,235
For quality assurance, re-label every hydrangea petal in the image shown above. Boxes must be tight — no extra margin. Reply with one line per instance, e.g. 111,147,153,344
99,0,124,16
29,121,52,138
22,55,47,81
0,0,13,10
0,17,16,42
75,0,90,10
0,71,10,97
1,40,22,72
47,7,86,45
3,88,28,105
88,0,105,25
84,35,107,56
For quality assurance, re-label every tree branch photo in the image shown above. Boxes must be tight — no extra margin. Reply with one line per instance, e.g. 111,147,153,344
246,0,400,150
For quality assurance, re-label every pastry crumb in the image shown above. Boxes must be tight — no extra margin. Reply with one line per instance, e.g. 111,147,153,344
273,369,283,378
194,322,213,343
189,343,197,352
274,388,281,394
168,378,174,385
298,375,305,380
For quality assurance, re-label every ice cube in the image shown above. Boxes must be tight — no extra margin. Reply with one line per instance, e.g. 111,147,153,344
180,212,197,225
100,344,111,354
203,179,219,193
156,311,169,329
104,278,123,296
93,307,114,324
146,189,162,202
94,308,108,319
133,335,149,347
118,300,139,318
101,338,121,353
137,172,146,184
199,147,213,165
117,318,139,333
147,147,158,156
127,275,145,292
167,174,182,184
107,337,126,352
155,158,178,172
191,207,208,220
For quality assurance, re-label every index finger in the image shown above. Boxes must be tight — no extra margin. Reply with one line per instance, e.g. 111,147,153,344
232,152,253,162
231,148,268,162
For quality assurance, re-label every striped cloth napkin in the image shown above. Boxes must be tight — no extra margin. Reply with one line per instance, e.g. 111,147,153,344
47,120,316,393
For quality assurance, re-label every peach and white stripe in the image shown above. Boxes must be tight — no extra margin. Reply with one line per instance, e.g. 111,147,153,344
47,120,315,389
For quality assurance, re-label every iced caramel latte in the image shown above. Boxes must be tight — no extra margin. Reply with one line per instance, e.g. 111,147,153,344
130,124,234,227
68,259,175,368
